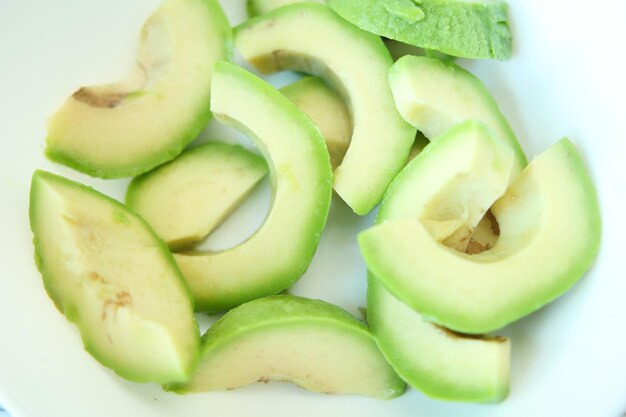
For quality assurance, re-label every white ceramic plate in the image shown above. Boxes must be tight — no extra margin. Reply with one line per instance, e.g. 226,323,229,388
0,0,624,416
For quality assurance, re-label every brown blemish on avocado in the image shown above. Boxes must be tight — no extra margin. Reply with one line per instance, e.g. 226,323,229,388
73,87,126,109
88,271,109,285
486,210,500,236
101,290,132,320
257,376,270,384
434,323,507,343
465,239,490,255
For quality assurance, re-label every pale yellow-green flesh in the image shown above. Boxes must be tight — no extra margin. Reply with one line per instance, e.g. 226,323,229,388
182,323,399,397
389,56,526,176
368,121,512,402
362,139,601,334
127,142,267,251
31,172,199,383
236,4,415,214
281,77,351,169
46,0,230,177
174,62,332,312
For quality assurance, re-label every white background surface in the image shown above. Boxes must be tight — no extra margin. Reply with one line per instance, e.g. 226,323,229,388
0,0,625,416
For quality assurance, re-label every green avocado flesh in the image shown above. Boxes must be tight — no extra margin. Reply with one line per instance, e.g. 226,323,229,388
169,295,406,398
29,170,200,383
281,77,351,170
389,55,527,176
367,121,513,402
46,0,232,178
174,62,332,312
247,0,323,17
327,0,512,60
360,139,601,334
126,142,267,251
235,3,416,215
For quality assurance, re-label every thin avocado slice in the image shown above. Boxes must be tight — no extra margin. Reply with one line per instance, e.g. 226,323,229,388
168,295,406,399
327,0,512,60
367,121,514,402
235,3,416,215
368,277,510,403
46,0,232,178
174,62,332,312
29,170,200,384
280,77,351,169
360,139,601,334
389,55,527,175
126,142,268,251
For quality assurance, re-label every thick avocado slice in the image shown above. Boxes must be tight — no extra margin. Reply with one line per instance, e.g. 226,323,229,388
367,121,513,402
368,277,510,403
360,139,601,334
126,142,267,251
389,55,527,175
235,3,416,215
29,170,200,384
174,62,332,312
280,77,351,169
169,295,406,398
327,0,512,60
46,0,232,178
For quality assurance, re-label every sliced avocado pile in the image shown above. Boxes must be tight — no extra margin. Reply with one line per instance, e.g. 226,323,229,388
29,0,601,405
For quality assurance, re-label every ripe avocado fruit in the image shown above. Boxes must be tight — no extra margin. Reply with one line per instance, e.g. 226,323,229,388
168,295,406,399
174,62,332,312
389,55,527,176
45,0,232,178
327,0,512,60
29,170,200,384
247,0,323,17
280,77,351,169
367,121,514,402
235,3,416,215
126,142,268,251
360,139,601,334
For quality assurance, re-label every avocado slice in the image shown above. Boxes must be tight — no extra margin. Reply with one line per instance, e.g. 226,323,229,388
29,170,200,383
360,139,601,334
235,3,416,215
126,142,268,251
327,0,512,60
174,62,332,312
46,0,232,178
367,121,513,402
389,55,527,176
280,77,351,169
169,295,406,398
368,278,510,403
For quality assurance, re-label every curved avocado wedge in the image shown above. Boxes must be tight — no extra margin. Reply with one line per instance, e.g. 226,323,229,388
126,142,267,251
280,77,351,169
327,0,512,60
174,62,332,312
368,278,510,403
46,0,232,178
369,121,513,402
389,55,527,176
168,295,406,399
235,3,416,215
29,170,200,384
360,139,601,334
